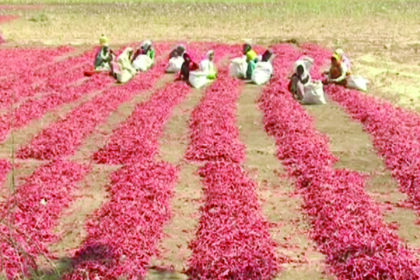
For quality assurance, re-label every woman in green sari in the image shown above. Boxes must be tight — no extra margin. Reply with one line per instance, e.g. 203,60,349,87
94,34,115,72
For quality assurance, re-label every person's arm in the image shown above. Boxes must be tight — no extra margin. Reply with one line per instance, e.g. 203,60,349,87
245,51,252,62
209,63,218,79
132,49,140,62
104,48,114,62
329,63,348,83
190,62,199,71
177,63,185,80
108,49,116,62
94,49,101,66
169,49,177,59
177,70,184,81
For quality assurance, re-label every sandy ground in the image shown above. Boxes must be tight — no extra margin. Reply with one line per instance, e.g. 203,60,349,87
1,2,419,110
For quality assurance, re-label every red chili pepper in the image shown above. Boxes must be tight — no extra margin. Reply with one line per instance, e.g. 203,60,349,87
259,44,420,279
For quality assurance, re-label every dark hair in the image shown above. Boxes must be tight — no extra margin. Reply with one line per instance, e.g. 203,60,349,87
243,43,251,54
176,45,185,54
262,50,273,62
183,53,191,61
296,65,304,74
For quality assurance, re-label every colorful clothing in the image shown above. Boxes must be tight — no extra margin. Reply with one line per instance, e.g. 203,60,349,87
330,50,367,91
114,47,136,83
94,46,113,71
246,59,257,80
179,53,198,81
329,58,349,85
145,48,155,64
246,49,258,62
99,34,109,47
289,56,326,104
334,48,352,71
199,51,217,80
245,49,258,79
169,45,186,59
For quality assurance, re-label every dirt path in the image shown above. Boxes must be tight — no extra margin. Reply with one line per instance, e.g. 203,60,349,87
145,86,205,279
238,83,334,280
0,86,105,157
0,84,107,204
304,98,420,253
51,75,173,258
71,75,173,162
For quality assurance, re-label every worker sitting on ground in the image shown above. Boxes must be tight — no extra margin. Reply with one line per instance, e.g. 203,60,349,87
167,44,186,73
111,47,137,84
132,40,155,72
324,49,368,91
243,43,259,80
334,48,352,72
251,49,274,85
188,50,217,89
94,34,115,72
178,53,199,82
199,50,217,80
289,56,326,105
169,44,186,59
325,52,350,86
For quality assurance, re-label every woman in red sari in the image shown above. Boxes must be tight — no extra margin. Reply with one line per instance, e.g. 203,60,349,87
178,53,199,82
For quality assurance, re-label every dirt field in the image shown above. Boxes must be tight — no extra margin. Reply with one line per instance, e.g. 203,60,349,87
0,1,420,279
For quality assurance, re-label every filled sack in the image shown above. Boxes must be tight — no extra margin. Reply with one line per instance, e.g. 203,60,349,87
229,57,247,79
199,58,217,80
301,81,327,105
189,71,210,89
133,54,153,72
166,56,184,73
251,61,273,85
346,75,369,92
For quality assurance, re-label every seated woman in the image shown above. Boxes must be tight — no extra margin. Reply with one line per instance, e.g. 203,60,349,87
132,40,155,71
178,53,199,82
289,56,326,104
94,34,115,72
324,49,368,91
199,50,217,80
251,49,274,85
188,50,217,89
169,45,186,59
243,43,259,80
325,52,350,86
334,48,352,71
111,47,137,84
167,44,186,73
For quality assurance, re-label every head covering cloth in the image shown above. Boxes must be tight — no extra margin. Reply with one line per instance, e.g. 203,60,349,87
206,50,214,59
99,34,109,47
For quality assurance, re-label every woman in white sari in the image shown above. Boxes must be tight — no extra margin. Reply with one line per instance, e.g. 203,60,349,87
111,47,137,84
289,56,326,105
